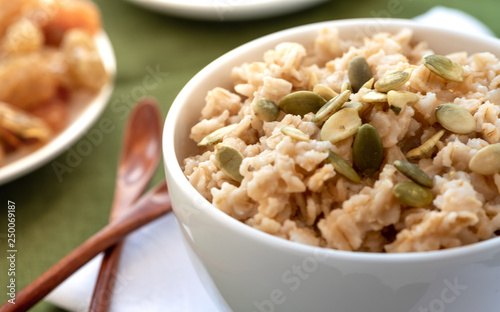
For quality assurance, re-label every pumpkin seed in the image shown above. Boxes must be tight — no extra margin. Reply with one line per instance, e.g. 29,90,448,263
279,91,326,117
341,81,352,93
469,143,500,175
313,84,338,101
435,103,476,134
326,150,361,183
406,129,445,159
422,54,465,82
387,90,419,115
374,68,413,93
313,90,351,123
353,124,383,177
320,108,361,143
360,77,374,90
252,98,280,122
393,160,434,188
393,181,433,207
361,90,387,103
198,124,238,146
214,144,244,182
308,71,319,90
341,101,365,112
281,126,310,142
348,56,372,92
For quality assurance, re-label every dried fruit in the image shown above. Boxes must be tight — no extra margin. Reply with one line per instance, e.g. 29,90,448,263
62,29,108,91
0,102,51,141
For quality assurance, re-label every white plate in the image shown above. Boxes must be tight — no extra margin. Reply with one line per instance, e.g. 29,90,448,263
124,0,328,21
0,32,116,185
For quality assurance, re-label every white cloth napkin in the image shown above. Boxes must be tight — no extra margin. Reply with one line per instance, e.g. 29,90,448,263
46,7,495,312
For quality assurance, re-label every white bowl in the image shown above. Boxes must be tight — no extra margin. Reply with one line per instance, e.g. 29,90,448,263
163,19,500,312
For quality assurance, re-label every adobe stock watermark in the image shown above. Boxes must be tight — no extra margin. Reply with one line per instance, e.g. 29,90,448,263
252,249,329,312
72,270,134,312
51,65,169,182
353,0,406,42
418,278,467,312
210,0,245,21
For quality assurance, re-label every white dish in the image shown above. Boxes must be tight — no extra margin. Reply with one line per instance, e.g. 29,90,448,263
124,0,328,21
163,18,500,312
0,32,115,185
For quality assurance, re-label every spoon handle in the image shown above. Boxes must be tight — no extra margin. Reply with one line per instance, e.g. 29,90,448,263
89,99,162,312
89,240,124,311
0,181,170,312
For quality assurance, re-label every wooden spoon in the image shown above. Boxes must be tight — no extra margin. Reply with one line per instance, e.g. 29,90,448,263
89,98,162,311
0,180,171,312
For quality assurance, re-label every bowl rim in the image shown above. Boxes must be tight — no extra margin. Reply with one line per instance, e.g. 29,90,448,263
163,18,500,263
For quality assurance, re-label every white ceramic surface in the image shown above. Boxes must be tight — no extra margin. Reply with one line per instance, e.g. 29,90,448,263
0,32,116,185
163,19,500,312
124,0,328,21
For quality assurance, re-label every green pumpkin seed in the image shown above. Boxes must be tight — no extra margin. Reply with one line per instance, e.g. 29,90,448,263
348,56,373,93
252,98,280,122
387,90,419,115
393,181,433,207
313,90,351,124
422,54,465,82
393,160,434,188
279,91,326,117
341,81,352,93
326,150,361,183
214,144,244,182
435,103,476,134
406,129,445,159
352,124,383,177
320,108,361,143
374,68,413,93
198,124,238,146
313,84,338,101
281,126,310,142
361,90,387,103
469,143,500,175
341,101,366,112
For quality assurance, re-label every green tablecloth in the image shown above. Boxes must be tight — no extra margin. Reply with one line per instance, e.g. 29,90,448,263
1,0,500,311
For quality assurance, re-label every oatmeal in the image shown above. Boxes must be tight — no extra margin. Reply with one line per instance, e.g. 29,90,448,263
183,28,500,253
